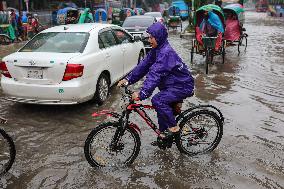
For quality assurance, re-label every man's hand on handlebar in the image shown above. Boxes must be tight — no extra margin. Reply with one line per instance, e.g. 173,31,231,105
117,79,128,87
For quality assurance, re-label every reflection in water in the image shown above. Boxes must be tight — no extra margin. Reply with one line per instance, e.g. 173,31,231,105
0,12,284,188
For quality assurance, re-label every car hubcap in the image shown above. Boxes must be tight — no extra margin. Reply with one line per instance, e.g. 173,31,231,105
99,78,108,101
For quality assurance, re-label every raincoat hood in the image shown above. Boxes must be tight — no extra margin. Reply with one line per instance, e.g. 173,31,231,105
146,22,168,47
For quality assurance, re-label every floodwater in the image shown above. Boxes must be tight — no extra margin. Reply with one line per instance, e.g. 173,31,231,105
0,11,283,189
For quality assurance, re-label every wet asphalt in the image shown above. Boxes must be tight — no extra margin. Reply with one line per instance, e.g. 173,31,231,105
0,11,283,189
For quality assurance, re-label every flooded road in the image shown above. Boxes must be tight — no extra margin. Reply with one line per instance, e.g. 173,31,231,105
1,11,284,188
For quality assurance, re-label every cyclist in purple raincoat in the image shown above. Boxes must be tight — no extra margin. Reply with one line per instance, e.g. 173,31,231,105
118,22,194,139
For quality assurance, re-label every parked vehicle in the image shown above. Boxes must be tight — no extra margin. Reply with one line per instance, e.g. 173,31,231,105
172,0,189,20
119,8,135,23
122,15,156,53
0,11,15,44
166,6,183,31
255,0,268,12
56,7,80,25
111,8,122,26
94,8,108,23
0,24,145,105
144,12,164,23
224,3,248,54
134,8,145,15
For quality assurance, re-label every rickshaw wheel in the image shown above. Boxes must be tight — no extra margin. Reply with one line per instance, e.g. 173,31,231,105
238,35,247,54
205,49,213,74
222,40,226,64
190,39,196,63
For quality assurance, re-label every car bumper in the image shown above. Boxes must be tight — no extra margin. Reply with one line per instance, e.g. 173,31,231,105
1,77,93,105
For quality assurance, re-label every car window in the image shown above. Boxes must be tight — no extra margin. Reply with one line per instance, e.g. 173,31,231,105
113,30,132,44
99,30,117,48
98,36,104,49
19,32,89,53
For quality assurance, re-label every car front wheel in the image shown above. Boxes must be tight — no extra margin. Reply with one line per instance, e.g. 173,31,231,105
94,73,110,105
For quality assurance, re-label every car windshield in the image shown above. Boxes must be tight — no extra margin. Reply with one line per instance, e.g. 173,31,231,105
122,17,154,27
145,12,162,17
19,32,89,53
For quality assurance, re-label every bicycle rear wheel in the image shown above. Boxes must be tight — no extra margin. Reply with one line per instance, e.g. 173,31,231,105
0,128,16,175
84,122,141,167
176,110,223,156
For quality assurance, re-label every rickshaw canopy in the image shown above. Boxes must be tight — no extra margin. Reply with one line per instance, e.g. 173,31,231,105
122,8,135,16
168,6,181,16
224,3,245,15
195,4,225,29
57,7,78,25
196,4,224,17
112,8,121,15
223,3,245,25
94,8,107,23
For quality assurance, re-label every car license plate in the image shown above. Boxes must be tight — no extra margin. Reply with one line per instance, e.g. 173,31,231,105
27,68,43,79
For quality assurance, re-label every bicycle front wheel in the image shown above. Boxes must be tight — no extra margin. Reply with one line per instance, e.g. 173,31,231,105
84,122,141,167
176,110,223,156
0,129,16,175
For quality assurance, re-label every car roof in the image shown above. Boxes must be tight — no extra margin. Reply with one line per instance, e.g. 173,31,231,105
145,12,161,14
126,15,155,20
42,23,114,33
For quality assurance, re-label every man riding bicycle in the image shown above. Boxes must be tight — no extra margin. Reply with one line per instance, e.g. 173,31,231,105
118,22,194,142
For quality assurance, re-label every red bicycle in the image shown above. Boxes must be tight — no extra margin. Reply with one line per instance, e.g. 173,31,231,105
84,85,224,167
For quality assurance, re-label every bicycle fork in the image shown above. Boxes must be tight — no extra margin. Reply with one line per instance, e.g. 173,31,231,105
109,112,130,152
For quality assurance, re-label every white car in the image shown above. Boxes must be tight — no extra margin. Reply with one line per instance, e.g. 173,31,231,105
144,12,164,23
0,23,145,105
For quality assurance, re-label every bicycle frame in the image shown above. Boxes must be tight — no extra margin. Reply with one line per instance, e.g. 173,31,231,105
92,102,161,136
92,86,163,137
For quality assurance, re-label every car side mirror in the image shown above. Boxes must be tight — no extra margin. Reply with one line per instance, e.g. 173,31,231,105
134,35,141,42
141,36,149,42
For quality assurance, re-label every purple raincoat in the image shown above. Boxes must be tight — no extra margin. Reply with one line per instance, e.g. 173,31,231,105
126,22,194,131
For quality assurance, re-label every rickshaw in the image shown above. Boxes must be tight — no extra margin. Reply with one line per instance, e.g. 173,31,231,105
0,11,16,44
190,4,226,74
94,8,108,23
166,6,182,31
119,8,135,23
57,7,79,25
134,8,145,15
223,3,248,54
111,8,122,26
